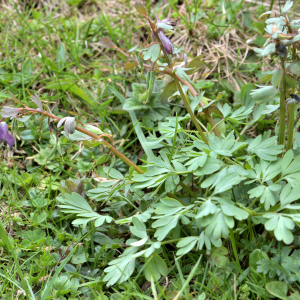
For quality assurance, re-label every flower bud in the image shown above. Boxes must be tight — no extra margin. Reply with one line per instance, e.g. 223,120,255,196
287,94,300,104
158,31,174,55
57,117,76,136
276,43,287,57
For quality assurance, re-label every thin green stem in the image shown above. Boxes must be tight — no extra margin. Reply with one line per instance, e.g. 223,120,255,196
279,57,286,147
287,46,297,151
89,222,94,259
205,111,221,137
160,238,183,245
287,103,294,150
179,181,196,198
229,228,242,271
248,197,259,209
226,120,245,142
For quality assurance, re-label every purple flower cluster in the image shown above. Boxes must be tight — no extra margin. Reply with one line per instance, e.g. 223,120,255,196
0,122,15,148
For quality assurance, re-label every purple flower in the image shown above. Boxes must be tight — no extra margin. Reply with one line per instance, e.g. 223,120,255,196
155,16,176,55
0,122,15,148
158,31,174,54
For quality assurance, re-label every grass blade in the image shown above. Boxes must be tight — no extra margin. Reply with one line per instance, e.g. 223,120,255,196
0,220,31,298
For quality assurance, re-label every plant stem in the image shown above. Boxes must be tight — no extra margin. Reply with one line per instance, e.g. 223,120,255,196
279,57,286,147
226,120,245,142
229,228,242,270
205,112,221,137
89,222,94,259
287,46,297,151
248,197,259,209
180,81,221,137
179,181,196,198
287,103,294,150
173,76,209,144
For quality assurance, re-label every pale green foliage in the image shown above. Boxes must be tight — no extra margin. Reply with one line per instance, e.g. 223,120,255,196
58,193,113,229
57,122,300,286
246,132,284,161
54,0,300,291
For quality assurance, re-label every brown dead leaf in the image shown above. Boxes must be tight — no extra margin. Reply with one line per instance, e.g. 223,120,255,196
92,172,115,182
39,275,49,282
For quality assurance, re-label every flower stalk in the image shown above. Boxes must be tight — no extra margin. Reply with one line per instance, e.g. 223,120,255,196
9,106,194,204
144,16,218,142
22,107,145,174
148,23,209,145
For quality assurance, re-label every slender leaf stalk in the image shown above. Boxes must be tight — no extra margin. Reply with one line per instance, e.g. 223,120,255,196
248,197,259,209
173,71,221,137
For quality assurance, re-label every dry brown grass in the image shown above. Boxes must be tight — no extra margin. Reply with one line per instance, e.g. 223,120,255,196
1,0,297,93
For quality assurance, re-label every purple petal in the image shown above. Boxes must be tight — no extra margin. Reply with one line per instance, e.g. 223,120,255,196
0,122,15,148
158,31,174,55
5,133,15,148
